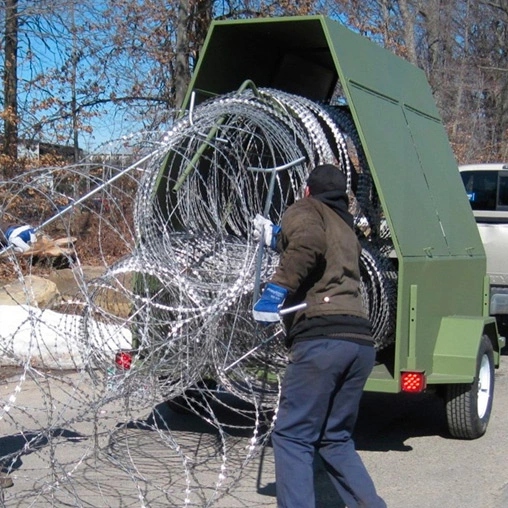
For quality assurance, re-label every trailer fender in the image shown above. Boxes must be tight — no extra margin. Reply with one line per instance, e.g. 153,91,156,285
431,316,500,383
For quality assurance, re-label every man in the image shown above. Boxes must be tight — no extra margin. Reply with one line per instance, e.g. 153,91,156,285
253,164,385,508
0,220,36,254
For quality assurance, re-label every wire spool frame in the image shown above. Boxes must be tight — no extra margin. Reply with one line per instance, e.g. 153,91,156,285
126,88,398,409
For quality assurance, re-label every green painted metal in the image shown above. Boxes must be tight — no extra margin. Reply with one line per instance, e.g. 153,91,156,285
176,15,502,391
431,316,499,383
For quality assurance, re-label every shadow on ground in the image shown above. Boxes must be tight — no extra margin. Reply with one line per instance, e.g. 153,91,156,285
0,380,449,508
110,385,448,508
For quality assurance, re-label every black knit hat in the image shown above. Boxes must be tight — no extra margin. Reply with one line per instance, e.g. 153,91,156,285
306,164,347,195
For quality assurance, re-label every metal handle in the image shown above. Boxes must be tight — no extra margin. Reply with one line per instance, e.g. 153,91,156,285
279,302,307,316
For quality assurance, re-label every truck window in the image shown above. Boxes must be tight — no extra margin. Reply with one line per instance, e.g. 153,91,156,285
498,175,508,207
461,170,497,210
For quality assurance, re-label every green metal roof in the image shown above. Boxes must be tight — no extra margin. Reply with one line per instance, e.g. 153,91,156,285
184,15,484,260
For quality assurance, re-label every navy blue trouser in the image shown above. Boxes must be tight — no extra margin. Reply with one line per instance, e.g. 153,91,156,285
271,338,386,508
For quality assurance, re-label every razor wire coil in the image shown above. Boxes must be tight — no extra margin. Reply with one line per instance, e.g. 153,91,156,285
0,87,397,506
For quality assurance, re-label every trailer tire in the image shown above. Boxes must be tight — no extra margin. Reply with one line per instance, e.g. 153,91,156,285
445,335,494,439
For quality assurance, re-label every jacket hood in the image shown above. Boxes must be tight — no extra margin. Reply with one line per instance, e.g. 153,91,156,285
311,190,354,230
306,165,354,229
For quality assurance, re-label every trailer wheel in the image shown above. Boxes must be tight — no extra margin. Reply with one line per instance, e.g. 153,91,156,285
445,335,494,439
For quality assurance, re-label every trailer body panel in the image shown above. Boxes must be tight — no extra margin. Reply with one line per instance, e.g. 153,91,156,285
176,16,501,394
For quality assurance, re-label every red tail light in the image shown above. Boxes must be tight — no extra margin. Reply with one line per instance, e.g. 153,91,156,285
115,351,133,370
401,371,426,393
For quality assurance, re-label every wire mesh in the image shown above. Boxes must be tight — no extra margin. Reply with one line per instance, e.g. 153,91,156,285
0,88,397,506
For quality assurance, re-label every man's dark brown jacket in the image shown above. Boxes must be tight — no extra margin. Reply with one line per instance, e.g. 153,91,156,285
270,195,367,328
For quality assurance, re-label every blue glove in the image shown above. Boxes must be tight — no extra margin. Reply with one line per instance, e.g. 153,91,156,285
5,225,36,253
252,214,281,250
253,283,288,324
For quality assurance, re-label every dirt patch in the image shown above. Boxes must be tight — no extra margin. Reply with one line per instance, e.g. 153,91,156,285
0,365,24,382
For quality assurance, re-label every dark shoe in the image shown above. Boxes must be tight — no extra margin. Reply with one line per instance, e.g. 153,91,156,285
0,472,13,488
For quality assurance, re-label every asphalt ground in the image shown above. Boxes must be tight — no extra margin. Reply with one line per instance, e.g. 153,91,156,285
1,349,507,507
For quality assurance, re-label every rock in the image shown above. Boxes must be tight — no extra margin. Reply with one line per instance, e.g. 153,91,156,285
90,271,134,319
0,266,133,318
0,304,132,369
49,266,133,318
0,275,60,308
48,266,106,299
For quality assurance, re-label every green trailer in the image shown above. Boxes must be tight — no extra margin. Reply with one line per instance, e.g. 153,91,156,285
129,15,505,439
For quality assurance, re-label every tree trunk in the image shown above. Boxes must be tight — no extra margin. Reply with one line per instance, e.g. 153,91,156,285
451,0,470,140
70,3,80,162
398,0,418,65
3,0,19,166
174,0,214,113
174,0,191,113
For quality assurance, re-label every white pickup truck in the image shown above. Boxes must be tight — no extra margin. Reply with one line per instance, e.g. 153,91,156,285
459,163,508,333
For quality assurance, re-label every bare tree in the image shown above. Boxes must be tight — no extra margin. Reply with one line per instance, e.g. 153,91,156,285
474,0,508,160
398,0,418,65
3,0,19,167
1,0,506,168
325,0,506,162
174,0,191,112
1,0,115,162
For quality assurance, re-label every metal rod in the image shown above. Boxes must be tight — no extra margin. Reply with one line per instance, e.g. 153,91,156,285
252,173,278,303
279,302,307,315
0,148,163,257
172,80,262,193
222,303,306,373
252,156,306,302
188,91,196,126
35,149,161,233
247,156,306,173
222,329,283,373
